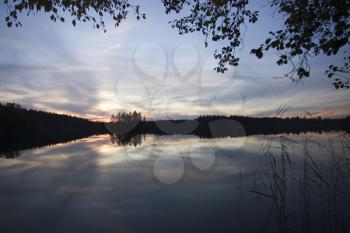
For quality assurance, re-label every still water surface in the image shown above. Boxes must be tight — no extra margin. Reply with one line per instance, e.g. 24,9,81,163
0,132,349,233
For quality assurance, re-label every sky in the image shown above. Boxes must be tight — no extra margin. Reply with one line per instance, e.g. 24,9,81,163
0,1,349,120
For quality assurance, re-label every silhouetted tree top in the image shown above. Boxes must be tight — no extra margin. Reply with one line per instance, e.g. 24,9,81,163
110,111,145,122
4,0,350,88
162,0,350,88
4,0,145,32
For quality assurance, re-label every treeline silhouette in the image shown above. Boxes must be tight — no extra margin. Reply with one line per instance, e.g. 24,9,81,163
1,103,350,158
195,115,350,137
107,115,350,138
110,111,146,122
0,103,106,158
105,114,350,146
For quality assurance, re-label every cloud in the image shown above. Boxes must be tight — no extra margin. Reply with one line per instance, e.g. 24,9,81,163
0,4,349,119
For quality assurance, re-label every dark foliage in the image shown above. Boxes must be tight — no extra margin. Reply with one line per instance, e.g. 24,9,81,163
163,0,350,88
4,0,349,88
106,114,350,145
1,103,349,157
4,0,145,32
110,111,145,122
162,0,258,73
0,102,106,157
251,0,350,88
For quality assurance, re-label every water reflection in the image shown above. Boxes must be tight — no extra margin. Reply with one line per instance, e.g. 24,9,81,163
110,133,145,147
0,133,349,233
1,150,21,159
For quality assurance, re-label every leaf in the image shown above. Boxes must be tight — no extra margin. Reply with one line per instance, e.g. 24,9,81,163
255,49,263,59
251,48,263,59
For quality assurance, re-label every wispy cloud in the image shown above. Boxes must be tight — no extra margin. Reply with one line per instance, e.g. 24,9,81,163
0,3,349,119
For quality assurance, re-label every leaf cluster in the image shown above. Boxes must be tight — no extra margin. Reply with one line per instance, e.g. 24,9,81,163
4,0,145,32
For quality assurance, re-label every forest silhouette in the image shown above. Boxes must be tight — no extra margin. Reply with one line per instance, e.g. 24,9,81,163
0,103,105,158
1,102,349,158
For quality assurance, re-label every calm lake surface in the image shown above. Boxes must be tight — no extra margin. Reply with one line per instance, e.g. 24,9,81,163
0,132,350,233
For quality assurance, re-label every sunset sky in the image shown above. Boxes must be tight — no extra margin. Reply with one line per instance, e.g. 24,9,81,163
1,1,349,120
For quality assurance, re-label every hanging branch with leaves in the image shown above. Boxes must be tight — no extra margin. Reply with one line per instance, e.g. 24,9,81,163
4,0,145,32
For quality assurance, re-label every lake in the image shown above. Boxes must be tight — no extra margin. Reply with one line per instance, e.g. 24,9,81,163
0,132,349,233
